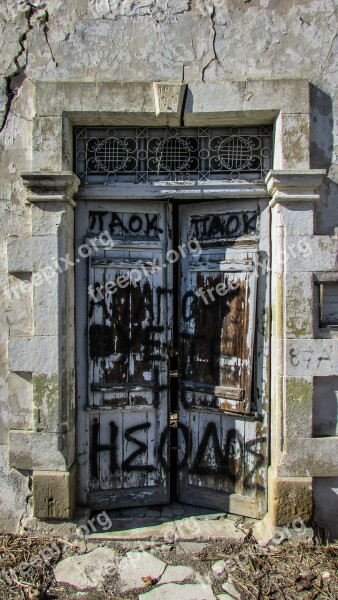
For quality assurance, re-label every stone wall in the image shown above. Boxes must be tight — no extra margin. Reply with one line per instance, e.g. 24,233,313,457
0,0,337,535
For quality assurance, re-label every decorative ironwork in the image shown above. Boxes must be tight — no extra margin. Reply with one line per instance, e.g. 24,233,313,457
75,126,273,184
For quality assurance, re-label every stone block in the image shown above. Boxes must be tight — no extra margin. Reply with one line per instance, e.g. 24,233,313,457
9,431,68,471
285,273,314,338
32,117,63,171
7,238,33,273
32,373,60,432
32,463,77,520
8,336,59,374
286,235,338,273
274,202,314,236
279,113,310,169
185,80,309,126
139,583,215,600
33,281,58,336
284,377,313,439
269,475,312,526
285,339,338,377
6,274,33,336
278,438,338,477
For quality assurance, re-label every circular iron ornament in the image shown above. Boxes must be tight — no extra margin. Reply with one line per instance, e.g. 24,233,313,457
153,137,193,173
216,135,254,171
94,137,131,173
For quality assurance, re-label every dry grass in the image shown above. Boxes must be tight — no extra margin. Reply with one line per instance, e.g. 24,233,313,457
0,531,337,599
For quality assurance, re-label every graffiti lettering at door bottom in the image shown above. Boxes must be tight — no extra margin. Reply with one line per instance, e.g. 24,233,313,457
91,419,266,491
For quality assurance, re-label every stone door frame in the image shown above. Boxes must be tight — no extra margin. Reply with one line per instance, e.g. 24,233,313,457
9,79,330,524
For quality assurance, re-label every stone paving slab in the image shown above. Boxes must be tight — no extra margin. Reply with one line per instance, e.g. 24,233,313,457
118,551,166,592
91,517,246,542
139,582,215,600
54,547,117,590
158,564,195,584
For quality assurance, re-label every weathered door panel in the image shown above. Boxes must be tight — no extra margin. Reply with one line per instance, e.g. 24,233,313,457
83,202,171,509
178,201,267,517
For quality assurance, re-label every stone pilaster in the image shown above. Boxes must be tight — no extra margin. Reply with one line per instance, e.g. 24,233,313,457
8,171,79,520
266,169,326,526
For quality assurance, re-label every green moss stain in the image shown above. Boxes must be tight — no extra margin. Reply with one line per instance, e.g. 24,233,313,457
33,374,59,430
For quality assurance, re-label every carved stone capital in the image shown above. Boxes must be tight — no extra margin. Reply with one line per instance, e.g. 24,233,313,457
21,171,80,206
266,169,326,207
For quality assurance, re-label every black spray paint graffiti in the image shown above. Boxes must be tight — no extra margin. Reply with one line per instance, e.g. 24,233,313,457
91,420,156,478
89,282,168,365
190,211,257,239
91,419,266,492
89,211,163,236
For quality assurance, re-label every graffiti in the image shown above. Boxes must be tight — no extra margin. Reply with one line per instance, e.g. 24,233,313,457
191,424,243,482
190,211,257,239
89,211,163,236
122,423,156,472
158,423,191,472
91,419,118,478
91,418,265,491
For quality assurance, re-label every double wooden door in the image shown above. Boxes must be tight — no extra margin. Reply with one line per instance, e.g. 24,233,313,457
76,199,267,518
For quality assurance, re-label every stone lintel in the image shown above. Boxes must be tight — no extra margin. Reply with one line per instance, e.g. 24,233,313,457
266,170,326,207
21,171,80,206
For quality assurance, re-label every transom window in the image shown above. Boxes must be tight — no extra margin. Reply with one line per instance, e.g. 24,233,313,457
75,126,273,184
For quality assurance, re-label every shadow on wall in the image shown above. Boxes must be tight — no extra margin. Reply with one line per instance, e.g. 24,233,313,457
310,84,338,235
313,477,338,541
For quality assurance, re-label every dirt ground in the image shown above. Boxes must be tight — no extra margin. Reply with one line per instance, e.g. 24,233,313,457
0,531,337,600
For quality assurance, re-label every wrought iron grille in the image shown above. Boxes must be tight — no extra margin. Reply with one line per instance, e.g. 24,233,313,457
75,126,273,184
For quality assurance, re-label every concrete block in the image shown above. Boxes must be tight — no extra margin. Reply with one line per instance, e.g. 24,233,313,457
32,117,63,171
312,376,338,437
285,272,314,338
269,475,312,526
8,336,59,374
285,377,313,439
7,238,33,272
285,339,338,377
32,463,77,520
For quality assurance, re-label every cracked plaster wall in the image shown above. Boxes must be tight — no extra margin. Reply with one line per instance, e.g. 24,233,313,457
0,0,337,531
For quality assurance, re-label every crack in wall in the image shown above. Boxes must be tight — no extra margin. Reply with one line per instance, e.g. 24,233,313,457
202,5,218,82
0,1,57,133
18,472,32,531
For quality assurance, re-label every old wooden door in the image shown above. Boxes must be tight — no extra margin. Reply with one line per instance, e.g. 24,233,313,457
177,201,267,518
81,201,171,509
77,198,267,516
